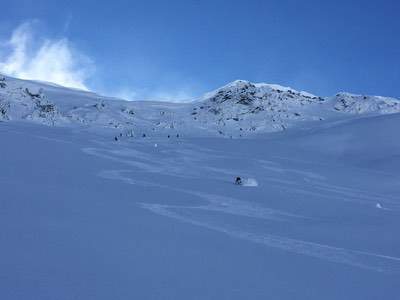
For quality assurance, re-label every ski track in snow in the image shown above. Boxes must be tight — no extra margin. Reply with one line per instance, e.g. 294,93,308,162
34,139,400,212
257,159,400,210
140,202,400,274
83,142,400,274
96,169,305,222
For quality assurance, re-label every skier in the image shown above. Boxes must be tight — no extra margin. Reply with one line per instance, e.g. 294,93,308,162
235,177,243,185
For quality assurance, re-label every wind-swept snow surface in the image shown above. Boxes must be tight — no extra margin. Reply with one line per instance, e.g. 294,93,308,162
1,75,400,299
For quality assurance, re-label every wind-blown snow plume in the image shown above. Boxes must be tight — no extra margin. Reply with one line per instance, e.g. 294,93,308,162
0,21,93,91
112,87,194,102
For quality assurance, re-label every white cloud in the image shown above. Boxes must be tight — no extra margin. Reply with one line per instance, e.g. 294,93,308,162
151,90,194,103
112,87,195,102
0,21,93,91
113,88,139,101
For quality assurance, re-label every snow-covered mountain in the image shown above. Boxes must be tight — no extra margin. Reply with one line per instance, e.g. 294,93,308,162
1,75,399,138
333,92,400,114
2,74,400,300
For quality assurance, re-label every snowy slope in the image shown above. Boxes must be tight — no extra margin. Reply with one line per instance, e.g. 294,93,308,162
1,111,400,299
1,74,400,299
1,75,399,138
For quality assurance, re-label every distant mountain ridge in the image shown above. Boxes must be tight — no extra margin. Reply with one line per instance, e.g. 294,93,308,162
1,75,399,138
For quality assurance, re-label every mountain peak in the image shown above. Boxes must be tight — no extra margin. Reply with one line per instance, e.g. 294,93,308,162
1,74,400,138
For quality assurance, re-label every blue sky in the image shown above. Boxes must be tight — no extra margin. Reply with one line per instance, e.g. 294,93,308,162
0,0,399,100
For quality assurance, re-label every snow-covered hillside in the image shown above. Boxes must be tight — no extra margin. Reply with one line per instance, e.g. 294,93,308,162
1,112,400,300
1,74,400,299
1,75,399,138
332,92,400,114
